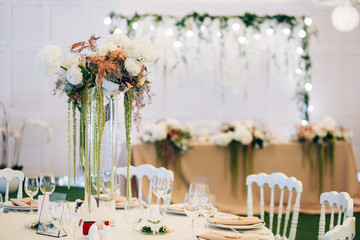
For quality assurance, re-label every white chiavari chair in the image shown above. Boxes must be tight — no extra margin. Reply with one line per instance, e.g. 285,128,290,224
116,164,174,203
246,172,303,240
0,168,24,202
318,191,354,240
323,217,355,240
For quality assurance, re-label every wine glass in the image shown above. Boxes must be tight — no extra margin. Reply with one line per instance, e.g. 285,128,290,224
40,174,55,196
65,208,80,240
201,194,217,229
151,176,165,204
161,178,173,207
24,177,39,215
124,199,143,236
146,204,164,236
0,194,3,216
195,183,209,207
51,200,69,238
184,192,201,235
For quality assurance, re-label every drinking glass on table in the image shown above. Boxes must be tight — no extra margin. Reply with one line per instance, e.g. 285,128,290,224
201,194,217,229
24,177,39,215
65,208,80,240
146,203,164,236
51,200,69,238
151,176,166,204
184,192,201,234
124,199,143,236
189,183,209,207
0,194,3,216
40,174,56,196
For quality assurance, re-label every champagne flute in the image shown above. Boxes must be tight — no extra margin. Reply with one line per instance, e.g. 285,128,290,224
51,200,69,238
40,174,55,196
24,177,39,215
124,199,143,236
201,194,217,229
146,203,164,236
184,192,201,235
0,194,3,216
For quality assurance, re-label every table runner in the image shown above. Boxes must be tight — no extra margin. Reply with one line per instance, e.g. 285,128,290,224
131,141,360,214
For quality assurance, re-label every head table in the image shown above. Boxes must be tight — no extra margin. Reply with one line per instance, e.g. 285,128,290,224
0,206,274,240
130,141,360,214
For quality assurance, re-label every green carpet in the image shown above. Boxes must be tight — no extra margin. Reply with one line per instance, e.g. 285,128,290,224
3,186,359,239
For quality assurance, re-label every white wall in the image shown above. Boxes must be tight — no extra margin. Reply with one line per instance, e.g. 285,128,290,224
1,0,360,176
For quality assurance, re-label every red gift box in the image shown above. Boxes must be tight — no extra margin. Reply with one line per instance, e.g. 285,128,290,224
81,220,110,235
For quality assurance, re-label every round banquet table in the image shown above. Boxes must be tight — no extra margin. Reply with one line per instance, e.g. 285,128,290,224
0,207,274,240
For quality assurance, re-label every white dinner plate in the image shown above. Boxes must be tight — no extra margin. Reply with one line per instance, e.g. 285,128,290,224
166,204,185,215
4,201,38,211
209,222,264,230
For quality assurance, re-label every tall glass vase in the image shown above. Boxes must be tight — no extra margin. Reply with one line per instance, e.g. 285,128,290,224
79,93,118,233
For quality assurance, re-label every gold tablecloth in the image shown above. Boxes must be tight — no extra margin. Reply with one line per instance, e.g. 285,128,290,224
131,141,360,214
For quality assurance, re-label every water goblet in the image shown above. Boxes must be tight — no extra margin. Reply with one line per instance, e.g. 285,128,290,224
146,203,164,236
124,199,143,236
0,194,3,216
24,176,39,215
40,174,55,196
184,192,201,235
201,194,217,229
65,208,80,240
51,200,69,238
195,183,209,207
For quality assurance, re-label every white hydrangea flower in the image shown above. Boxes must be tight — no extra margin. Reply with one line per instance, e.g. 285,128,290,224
98,42,118,56
61,55,85,70
231,121,243,130
214,132,233,147
254,129,265,140
141,133,155,143
343,130,354,142
126,37,158,63
124,58,142,76
110,34,132,50
313,125,327,138
152,122,168,141
166,118,182,130
65,66,83,85
321,116,337,131
244,120,255,130
36,44,63,76
234,125,253,145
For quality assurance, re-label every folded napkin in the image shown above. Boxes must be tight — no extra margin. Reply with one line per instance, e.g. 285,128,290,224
209,217,263,226
88,222,114,240
166,204,184,212
10,198,38,208
115,196,138,204
197,231,260,240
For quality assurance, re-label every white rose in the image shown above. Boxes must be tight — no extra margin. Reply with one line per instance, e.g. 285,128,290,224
124,58,142,76
231,121,242,130
110,34,132,50
61,56,85,70
152,122,167,141
254,129,265,140
65,66,83,85
234,125,253,145
98,42,118,56
126,37,158,63
141,133,153,143
244,120,255,130
214,132,233,147
313,125,327,138
322,116,337,132
36,44,63,76
166,118,182,130
343,130,354,142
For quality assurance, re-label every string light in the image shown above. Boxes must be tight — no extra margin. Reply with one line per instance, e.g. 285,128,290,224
266,28,274,35
232,23,240,31
173,41,182,48
305,83,313,91
304,17,312,26
308,105,314,112
149,25,155,31
298,30,306,38
238,36,246,44
104,17,111,25
200,25,207,32
296,68,302,75
283,28,291,35
296,47,304,55
186,30,194,38
132,22,138,30
254,34,261,40
165,28,173,36
114,28,121,34
301,120,308,126
216,31,222,38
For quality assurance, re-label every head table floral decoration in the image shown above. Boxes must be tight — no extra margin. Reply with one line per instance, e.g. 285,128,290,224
36,34,157,220
295,116,353,193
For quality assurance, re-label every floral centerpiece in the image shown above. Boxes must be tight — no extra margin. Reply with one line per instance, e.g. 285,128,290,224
36,34,157,214
140,118,192,176
213,121,270,193
296,116,353,192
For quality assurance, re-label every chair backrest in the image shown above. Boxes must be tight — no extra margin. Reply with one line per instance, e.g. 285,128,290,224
323,217,356,240
246,172,303,240
116,164,174,203
0,168,24,202
318,191,354,240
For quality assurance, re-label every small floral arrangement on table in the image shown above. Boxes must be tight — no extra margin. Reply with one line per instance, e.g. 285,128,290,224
295,116,353,193
141,225,169,234
212,121,270,193
140,118,193,176
36,33,157,204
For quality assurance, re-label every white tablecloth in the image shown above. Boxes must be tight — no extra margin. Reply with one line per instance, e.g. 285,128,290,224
0,207,274,240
